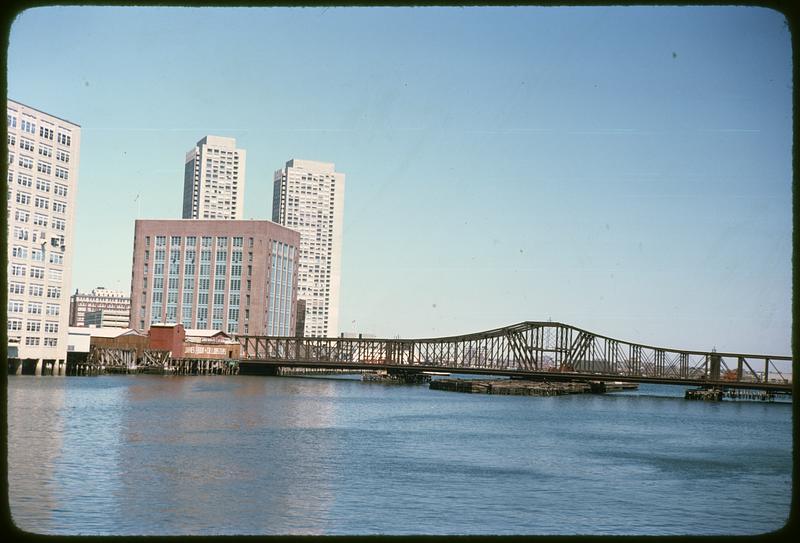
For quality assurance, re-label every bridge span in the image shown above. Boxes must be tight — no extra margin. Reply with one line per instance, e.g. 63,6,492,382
235,321,792,393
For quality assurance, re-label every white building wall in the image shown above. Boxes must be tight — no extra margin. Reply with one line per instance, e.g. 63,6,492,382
273,159,345,338
7,100,81,363
182,135,246,220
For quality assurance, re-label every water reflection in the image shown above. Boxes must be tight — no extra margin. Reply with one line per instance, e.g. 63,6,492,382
8,378,66,532
6,376,792,536
112,376,340,534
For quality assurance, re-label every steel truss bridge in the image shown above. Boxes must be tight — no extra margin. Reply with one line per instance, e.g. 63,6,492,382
236,321,793,393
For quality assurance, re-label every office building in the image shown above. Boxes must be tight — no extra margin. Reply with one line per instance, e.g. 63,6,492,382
7,100,81,372
129,219,300,336
84,308,131,328
272,159,345,337
69,287,131,327
182,136,246,220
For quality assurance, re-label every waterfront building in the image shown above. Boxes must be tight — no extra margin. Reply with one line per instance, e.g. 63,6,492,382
182,135,246,220
6,99,81,373
67,326,147,358
69,287,131,327
129,219,300,336
272,159,345,337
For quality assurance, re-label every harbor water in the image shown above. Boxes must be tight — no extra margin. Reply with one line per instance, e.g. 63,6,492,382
7,375,792,536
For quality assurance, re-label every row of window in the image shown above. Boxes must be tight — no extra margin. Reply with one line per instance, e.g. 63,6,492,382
12,172,69,196
9,243,64,263
7,320,60,333
8,282,62,297
13,191,68,211
12,336,60,347
13,210,67,231
8,301,62,315
10,263,63,278
147,235,250,248
12,226,66,246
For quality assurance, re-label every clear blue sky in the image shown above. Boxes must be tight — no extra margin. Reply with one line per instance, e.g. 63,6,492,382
7,6,792,354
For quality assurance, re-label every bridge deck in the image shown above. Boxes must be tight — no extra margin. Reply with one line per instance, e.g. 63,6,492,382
234,321,793,393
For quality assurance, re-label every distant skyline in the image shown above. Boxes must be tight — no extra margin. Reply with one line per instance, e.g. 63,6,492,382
6,6,792,354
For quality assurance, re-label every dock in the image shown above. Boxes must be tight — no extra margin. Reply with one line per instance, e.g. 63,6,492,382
430,378,591,396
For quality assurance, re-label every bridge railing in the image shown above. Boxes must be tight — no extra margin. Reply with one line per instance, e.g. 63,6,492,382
234,322,792,386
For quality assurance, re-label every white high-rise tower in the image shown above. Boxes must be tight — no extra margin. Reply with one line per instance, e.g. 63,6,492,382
273,159,345,337
182,135,246,220
7,99,81,374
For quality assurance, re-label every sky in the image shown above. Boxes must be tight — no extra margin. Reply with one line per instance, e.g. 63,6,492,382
6,6,793,355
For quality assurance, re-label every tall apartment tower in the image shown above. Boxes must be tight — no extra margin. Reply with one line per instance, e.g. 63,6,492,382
273,159,345,337
182,136,246,220
6,100,81,373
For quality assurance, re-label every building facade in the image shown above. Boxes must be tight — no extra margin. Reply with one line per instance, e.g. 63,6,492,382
84,308,131,328
129,219,300,336
272,159,345,337
182,135,246,220
7,100,81,370
69,287,131,327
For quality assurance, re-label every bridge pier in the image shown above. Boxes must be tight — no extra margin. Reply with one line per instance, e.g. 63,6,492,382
710,353,721,381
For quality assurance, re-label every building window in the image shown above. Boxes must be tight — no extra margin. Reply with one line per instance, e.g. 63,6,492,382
37,162,51,175
11,246,28,259
26,321,41,332
43,338,58,347
9,282,25,295
57,132,71,146
36,178,51,192
17,173,32,187
20,119,35,134
13,226,29,241
40,126,54,140
46,304,60,316
39,144,53,158
25,337,41,346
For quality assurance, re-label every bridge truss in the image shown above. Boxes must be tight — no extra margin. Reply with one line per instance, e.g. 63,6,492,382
235,321,792,391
